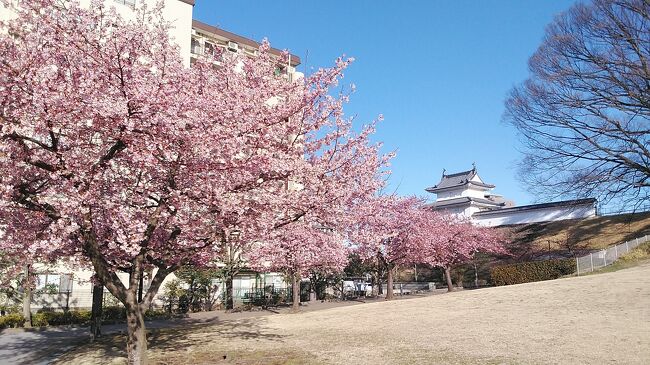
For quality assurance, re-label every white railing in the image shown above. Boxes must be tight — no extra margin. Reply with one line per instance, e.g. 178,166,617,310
576,235,649,274
597,205,650,216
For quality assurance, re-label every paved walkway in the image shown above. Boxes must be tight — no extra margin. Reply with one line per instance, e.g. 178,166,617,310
0,291,444,365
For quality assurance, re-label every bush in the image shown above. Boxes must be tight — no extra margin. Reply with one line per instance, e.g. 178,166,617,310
0,304,21,316
618,242,650,263
31,312,50,327
0,313,25,329
32,310,92,327
27,307,169,327
102,306,126,323
70,310,92,324
490,259,576,286
144,309,170,320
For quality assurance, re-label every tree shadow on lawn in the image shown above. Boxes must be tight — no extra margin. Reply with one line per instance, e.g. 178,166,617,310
56,318,287,364
0,326,91,365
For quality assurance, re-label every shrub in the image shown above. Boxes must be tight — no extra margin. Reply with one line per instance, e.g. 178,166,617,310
490,259,576,286
144,309,170,320
0,313,25,329
32,310,92,326
69,310,92,324
102,306,126,323
28,307,169,327
618,242,650,263
0,304,21,316
31,312,50,327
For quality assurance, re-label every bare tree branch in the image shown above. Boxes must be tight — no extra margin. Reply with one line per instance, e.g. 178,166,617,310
505,0,650,209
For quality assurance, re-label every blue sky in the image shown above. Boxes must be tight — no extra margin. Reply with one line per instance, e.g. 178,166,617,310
193,0,578,205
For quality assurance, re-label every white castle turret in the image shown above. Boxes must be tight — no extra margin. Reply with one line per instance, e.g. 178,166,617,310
425,165,596,226
425,165,506,217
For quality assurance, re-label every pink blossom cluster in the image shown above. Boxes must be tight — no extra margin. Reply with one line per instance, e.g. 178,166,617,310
350,195,507,271
249,224,348,277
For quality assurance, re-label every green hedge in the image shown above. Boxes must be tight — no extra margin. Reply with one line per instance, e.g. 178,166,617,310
0,305,21,315
490,259,576,286
145,309,170,320
0,313,25,329
100,307,169,323
102,306,126,323
0,307,172,329
32,310,92,327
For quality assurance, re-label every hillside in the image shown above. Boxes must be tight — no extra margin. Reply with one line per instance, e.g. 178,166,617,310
500,211,650,262
396,212,650,286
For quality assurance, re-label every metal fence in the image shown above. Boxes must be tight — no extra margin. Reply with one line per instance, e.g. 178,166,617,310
576,235,649,274
597,205,650,216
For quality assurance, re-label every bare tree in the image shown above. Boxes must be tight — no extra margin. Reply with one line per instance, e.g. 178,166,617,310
505,0,650,209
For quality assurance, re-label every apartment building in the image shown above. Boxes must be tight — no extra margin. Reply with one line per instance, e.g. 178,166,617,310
0,0,301,310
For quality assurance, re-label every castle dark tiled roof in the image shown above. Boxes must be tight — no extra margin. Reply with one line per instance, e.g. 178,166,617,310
425,167,495,193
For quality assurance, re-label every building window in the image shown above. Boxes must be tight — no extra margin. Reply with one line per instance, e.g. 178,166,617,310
36,273,73,294
204,41,215,56
191,37,202,55
274,65,287,76
114,0,136,7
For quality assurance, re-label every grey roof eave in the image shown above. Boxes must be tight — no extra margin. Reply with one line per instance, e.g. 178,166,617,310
473,198,597,216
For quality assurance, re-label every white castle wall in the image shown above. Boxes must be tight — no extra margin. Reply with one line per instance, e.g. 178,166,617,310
472,204,596,227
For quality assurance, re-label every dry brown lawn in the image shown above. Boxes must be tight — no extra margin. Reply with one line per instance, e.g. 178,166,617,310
57,263,650,365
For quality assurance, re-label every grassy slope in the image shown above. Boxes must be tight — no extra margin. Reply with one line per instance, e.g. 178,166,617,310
499,211,650,262
398,212,650,285
583,241,650,275
416,212,650,286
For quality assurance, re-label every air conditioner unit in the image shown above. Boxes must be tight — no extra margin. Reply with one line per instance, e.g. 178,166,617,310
191,29,197,36
227,41,239,52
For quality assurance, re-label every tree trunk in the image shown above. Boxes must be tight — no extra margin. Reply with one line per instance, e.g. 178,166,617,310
90,284,103,341
309,281,317,302
370,272,379,297
225,275,234,310
22,265,31,328
444,267,455,292
138,274,144,304
385,267,394,300
81,231,175,365
291,273,300,311
125,302,147,365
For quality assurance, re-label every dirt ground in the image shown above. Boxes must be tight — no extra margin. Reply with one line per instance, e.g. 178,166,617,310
57,264,650,365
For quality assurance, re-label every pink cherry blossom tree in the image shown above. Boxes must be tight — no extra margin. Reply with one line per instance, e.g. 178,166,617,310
0,1,387,363
350,195,426,300
250,223,348,311
411,212,507,291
